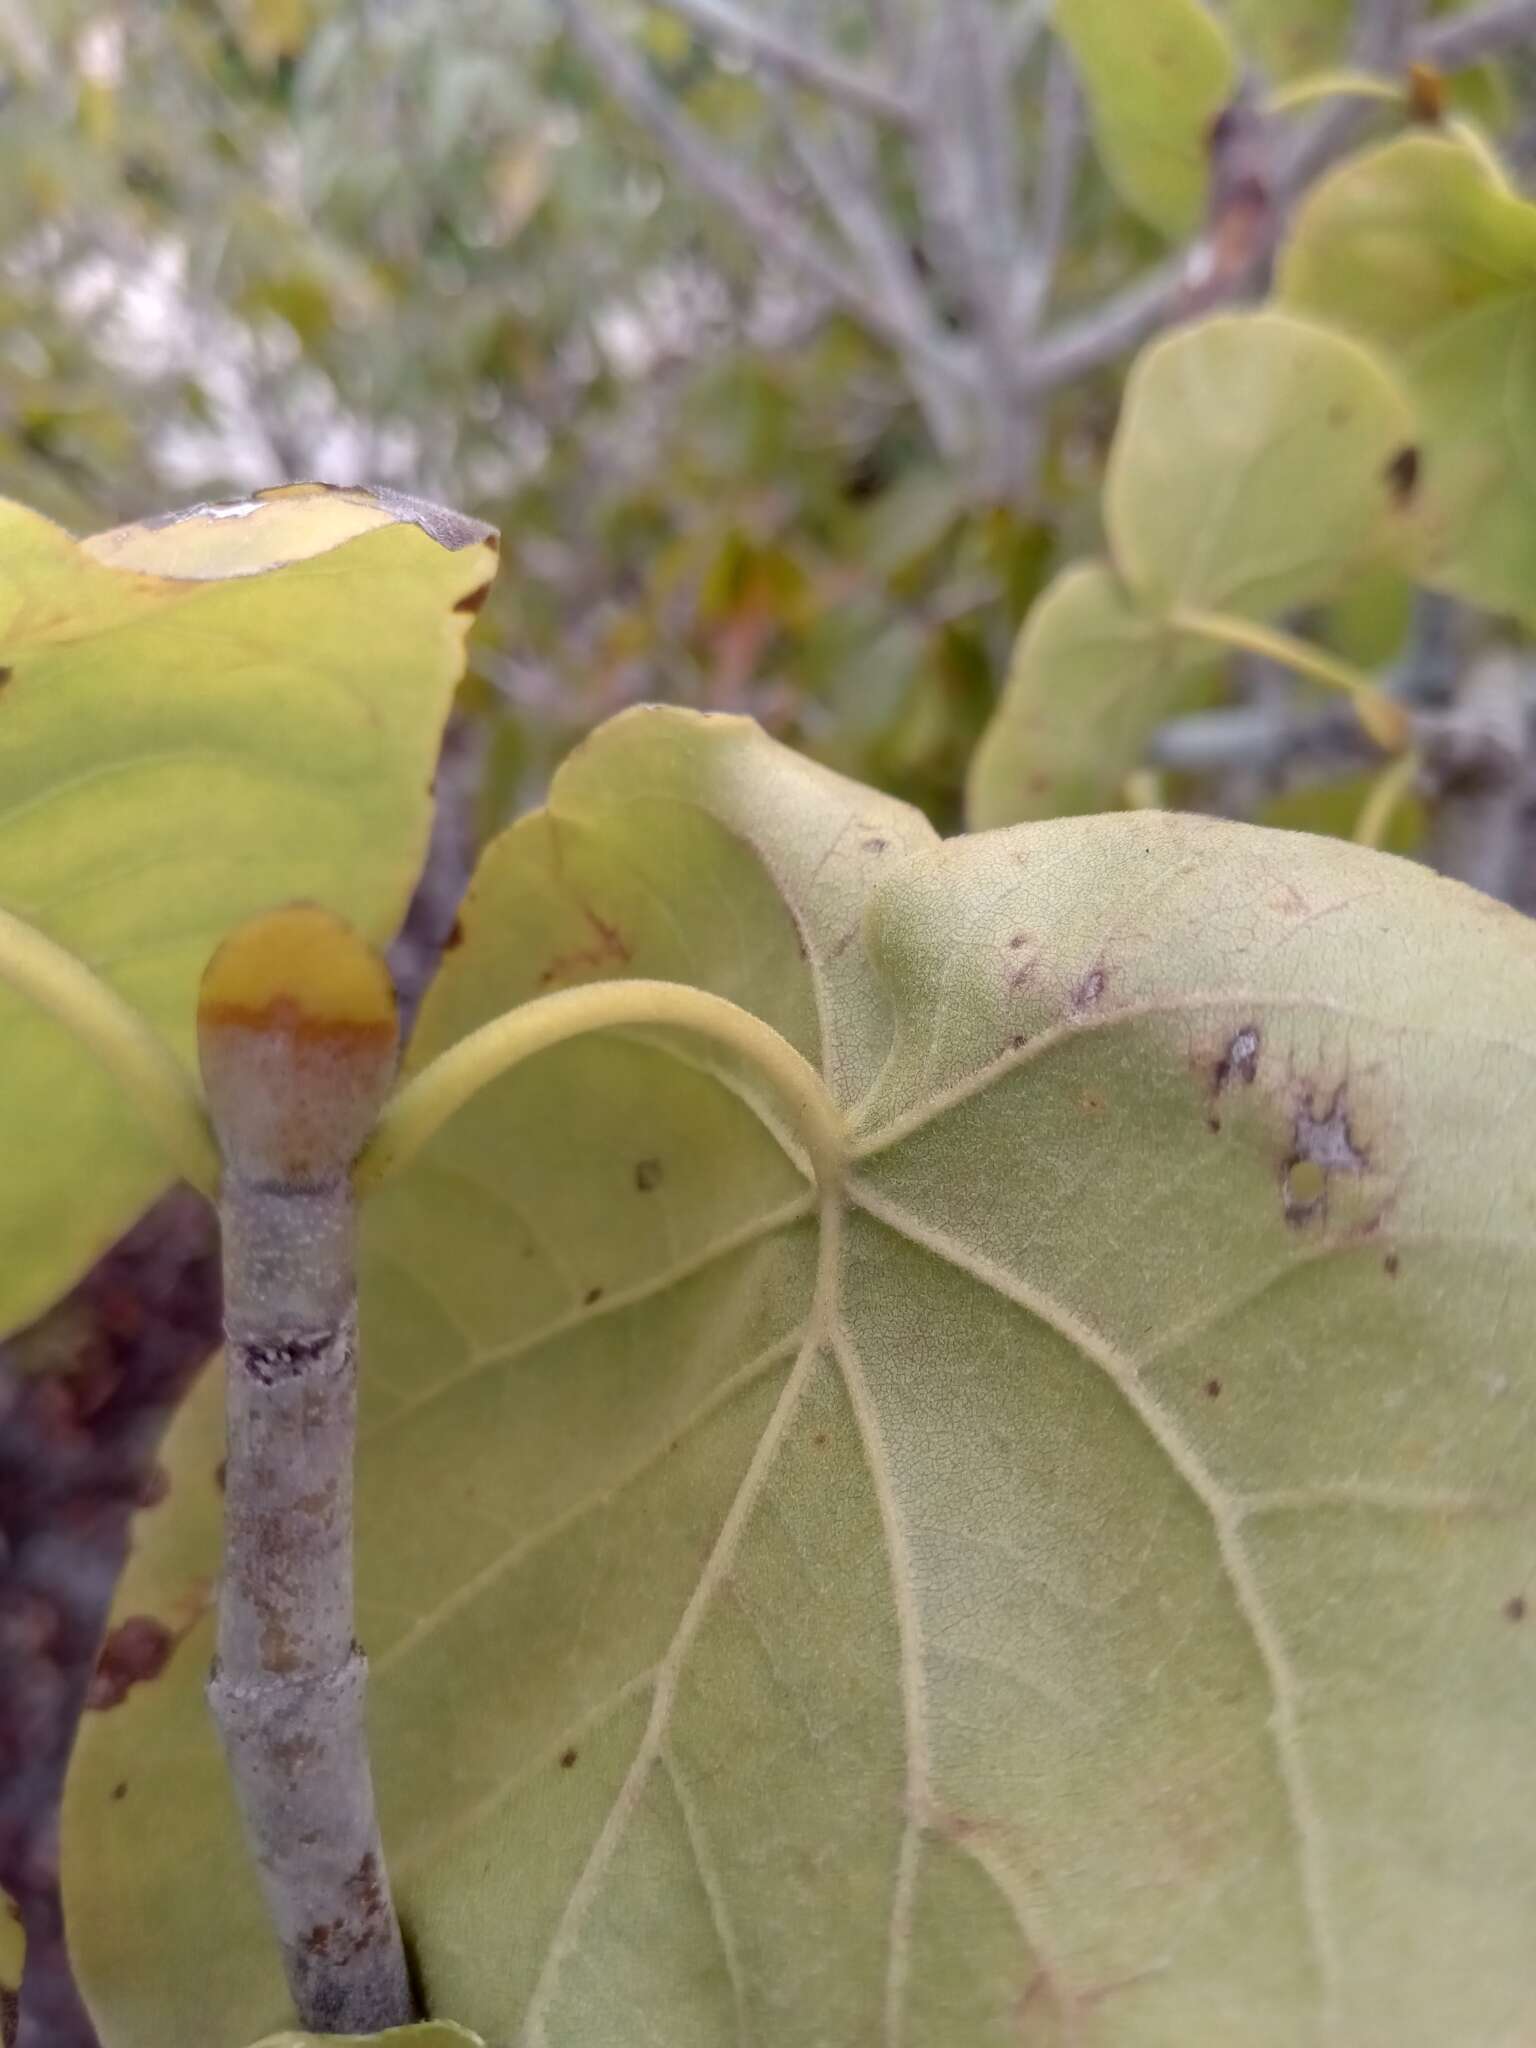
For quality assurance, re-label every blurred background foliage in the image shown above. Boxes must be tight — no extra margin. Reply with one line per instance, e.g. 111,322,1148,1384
0,0,1532,839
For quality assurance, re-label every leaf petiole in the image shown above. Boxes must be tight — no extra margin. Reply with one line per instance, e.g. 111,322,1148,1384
359,978,847,1197
0,903,218,1193
1168,606,1411,752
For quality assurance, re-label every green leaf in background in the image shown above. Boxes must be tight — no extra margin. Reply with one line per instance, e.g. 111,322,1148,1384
965,563,1213,825
68,708,1536,2046
1054,0,1237,238
1105,310,1419,618
0,483,496,1340
1278,132,1536,625
968,311,1417,826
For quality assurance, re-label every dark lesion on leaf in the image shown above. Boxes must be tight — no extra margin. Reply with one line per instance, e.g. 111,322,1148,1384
1071,964,1107,1011
559,1747,579,1769
86,1614,174,1710
0,666,12,690
583,1286,604,1307
1505,1595,1527,1623
634,1158,663,1192
1384,446,1421,506
1214,1024,1261,1092
1282,1084,1368,1225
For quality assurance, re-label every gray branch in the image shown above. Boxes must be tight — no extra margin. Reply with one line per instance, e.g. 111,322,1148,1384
200,987,411,2031
1421,655,1533,901
557,0,965,379
652,0,916,124
1415,0,1536,68
778,105,977,454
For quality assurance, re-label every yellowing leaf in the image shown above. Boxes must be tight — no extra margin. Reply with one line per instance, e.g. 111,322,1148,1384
68,707,1536,2046
1055,0,1237,238
0,485,496,1337
1279,132,1536,624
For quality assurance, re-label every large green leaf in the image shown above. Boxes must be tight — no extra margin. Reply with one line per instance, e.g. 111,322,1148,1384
1278,132,1536,623
67,708,1536,2045
968,312,1417,826
1055,0,1238,238
0,483,496,1337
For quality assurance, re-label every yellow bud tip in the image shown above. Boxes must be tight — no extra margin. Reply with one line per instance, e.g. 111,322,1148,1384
197,905,399,1182
198,904,396,1042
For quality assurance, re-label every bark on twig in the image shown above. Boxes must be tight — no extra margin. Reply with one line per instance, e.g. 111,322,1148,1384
210,1184,409,2032
198,910,411,2033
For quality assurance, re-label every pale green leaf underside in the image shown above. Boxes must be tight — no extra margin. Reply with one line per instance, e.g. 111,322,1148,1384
1054,0,1237,239
0,485,495,1338
69,709,1536,2047
1278,132,1536,624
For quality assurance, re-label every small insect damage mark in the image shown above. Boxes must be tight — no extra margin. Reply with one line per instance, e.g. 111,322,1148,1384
240,1330,332,1385
1205,1378,1222,1399
560,1747,579,1769
862,835,889,854
1384,445,1421,506
583,1285,604,1307
634,1158,663,1192
1505,1595,1527,1624
1214,1024,1261,1092
87,1613,174,1710
1282,1085,1368,1225
1071,965,1107,1011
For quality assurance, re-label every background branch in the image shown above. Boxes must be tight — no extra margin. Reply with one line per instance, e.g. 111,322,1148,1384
652,0,915,125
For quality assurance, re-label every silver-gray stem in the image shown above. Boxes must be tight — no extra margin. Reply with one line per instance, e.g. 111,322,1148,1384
208,1174,413,2032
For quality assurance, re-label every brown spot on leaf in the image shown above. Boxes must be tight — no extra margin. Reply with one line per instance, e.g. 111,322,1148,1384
583,1286,604,1307
1407,62,1445,123
560,1747,579,1769
813,1430,828,1447
1079,1091,1106,1115
111,1781,128,1801
453,580,494,614
0,666,11,688
538,908,632,988
445,916,465,951
1205,1378,1222,1399
1384,1253,1400,1277
1385,446,1421,505
1505,1595,1527,1623
87,1614,174,1709
634,1157,663,1192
